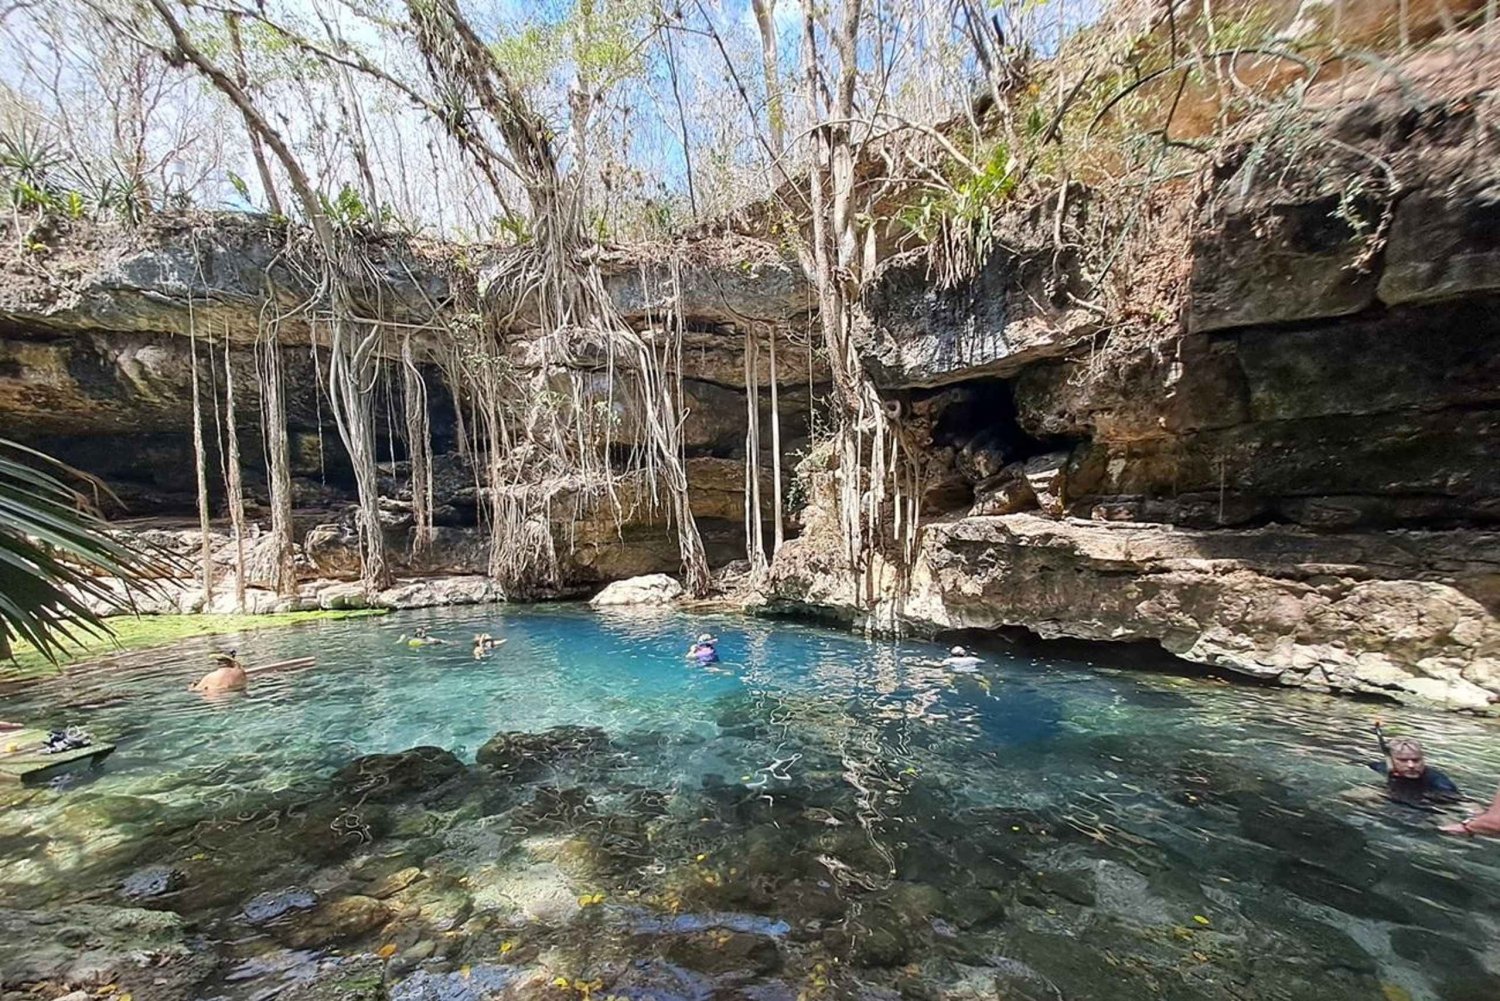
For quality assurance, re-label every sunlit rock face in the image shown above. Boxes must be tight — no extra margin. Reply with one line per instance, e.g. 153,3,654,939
769,39,1500,710
0,220,821,589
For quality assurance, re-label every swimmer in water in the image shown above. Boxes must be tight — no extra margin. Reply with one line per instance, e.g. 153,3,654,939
941,645,983,671
398,626,448,648
472,633,507,659
1372,722,1461,807
686,633,719,664
191,651,248,693
1442,782,1500,837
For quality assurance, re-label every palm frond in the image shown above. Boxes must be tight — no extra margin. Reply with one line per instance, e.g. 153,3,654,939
0,438,175,663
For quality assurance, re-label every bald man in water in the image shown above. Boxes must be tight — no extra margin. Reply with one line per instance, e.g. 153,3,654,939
190,652,248,693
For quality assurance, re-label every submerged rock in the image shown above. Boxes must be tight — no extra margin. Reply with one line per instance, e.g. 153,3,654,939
242,887,318,925
333,746,466,801
390,963,519,1001
367,865,425,899
279,894,393,949
658,930,783,976
0,904,199,989
119,864,186,901
476,725,609,779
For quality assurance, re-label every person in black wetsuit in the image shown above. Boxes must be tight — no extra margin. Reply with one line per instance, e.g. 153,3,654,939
1372,723,1461,807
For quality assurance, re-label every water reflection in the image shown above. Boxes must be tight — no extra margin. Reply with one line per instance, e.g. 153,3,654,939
0,605,1497,1000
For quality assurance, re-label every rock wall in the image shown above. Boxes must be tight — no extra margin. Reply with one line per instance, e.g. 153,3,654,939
0,220,822,594
769,34,1500,709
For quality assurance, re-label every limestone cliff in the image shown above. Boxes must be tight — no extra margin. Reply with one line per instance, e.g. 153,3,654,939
3,32,1497,710
768,34,1500,710
0,220,822,602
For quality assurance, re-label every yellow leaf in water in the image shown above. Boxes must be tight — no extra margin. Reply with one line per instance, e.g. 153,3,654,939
500,940,515,954
117,995,132,1001
376,943,398,959
189,853,207,861
96,988,118,997
695,853,708,862
554,976,571,988
1380,986,1413,1001
460,965,471,979
1192,915,1211,926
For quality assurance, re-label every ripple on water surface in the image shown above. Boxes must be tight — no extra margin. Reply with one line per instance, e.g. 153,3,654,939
1,604,1498,1001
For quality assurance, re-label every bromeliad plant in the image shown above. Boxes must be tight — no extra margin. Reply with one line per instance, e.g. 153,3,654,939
0,439,167,662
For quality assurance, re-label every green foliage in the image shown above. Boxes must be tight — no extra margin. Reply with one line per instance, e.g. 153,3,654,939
0,125,153,224
491,212,533,244
0,125,63,189
227,170,252,203
898,141,1018,244
92,171,147,224
488,0,654,92
0,439,170,665
491,24,563,88
319,183,398,231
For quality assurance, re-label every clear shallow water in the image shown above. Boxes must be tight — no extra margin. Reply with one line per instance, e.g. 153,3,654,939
1,605,1499,1001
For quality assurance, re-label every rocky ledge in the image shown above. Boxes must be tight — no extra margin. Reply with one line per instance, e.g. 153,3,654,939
769,33,1500,711
770,514,1500,710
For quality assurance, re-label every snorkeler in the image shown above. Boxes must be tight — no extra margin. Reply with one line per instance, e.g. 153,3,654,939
941,645,983,671
1372,721,1461,807
190,651,248,693
398,626,448,648
1442,782,1500,837
686,633,719,664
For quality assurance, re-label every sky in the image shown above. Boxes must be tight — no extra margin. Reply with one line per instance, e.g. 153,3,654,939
0,0,1105,237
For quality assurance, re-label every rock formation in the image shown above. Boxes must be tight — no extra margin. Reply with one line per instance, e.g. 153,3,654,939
0,222,823,603
2,32,1496,709
767,35,1500,710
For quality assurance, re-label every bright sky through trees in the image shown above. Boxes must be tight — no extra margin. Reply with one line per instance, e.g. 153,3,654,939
0,0,1098,240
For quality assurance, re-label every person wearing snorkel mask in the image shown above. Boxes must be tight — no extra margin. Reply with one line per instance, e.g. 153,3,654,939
686,633,719,664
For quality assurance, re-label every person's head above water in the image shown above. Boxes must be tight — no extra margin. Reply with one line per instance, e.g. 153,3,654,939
212,650,238,665
950,646,968,657
697,633,716,646
1387,737,1428,779
415,626,428,638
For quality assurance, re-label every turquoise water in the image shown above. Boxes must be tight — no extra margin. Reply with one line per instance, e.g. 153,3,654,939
2,605,1499,1000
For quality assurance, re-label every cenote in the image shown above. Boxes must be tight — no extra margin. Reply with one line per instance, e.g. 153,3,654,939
2,607,1498,1001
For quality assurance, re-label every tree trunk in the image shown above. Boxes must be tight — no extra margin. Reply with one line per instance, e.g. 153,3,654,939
751,0,788,157
260,327,297,596
744,329,766,573
222,337,248,611
401,336,434,558
187,322,214,602
768,325,785,556
225,13,284,217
